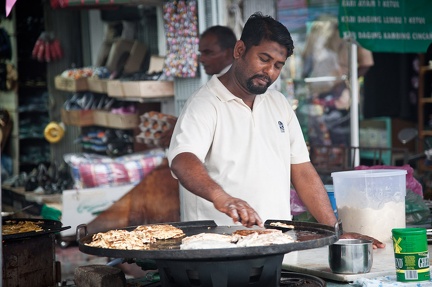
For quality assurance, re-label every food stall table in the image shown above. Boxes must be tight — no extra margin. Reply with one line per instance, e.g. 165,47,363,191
283,244,432,286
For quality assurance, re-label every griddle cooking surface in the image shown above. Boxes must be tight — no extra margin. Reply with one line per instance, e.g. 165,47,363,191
78,220,339,260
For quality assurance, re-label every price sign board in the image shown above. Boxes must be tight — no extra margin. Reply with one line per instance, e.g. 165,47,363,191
338,0,432,53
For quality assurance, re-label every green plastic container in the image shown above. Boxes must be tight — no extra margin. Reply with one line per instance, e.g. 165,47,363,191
392,228,430,282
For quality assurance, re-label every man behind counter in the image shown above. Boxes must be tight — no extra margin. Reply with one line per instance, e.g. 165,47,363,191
159,25,237,147
168,12,385,249
198,25,237,76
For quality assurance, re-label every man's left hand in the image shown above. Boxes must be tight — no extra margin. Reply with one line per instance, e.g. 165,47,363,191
340,232,386,249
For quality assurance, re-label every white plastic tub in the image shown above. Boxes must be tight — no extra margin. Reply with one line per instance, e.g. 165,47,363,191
331,169,407,242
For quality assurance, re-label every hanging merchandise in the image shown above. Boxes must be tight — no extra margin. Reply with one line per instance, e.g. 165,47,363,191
0,62,17,91
162,0,199,78
32,32,64,63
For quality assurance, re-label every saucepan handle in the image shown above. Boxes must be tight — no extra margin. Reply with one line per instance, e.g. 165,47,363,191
334,220,343,238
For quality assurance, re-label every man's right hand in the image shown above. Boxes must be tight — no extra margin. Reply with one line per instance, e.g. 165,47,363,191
171,152,263,228
212,193,263,228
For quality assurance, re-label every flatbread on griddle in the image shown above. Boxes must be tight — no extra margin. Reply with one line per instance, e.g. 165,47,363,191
134,224,185,240
85,224,185,250
232,229,280,237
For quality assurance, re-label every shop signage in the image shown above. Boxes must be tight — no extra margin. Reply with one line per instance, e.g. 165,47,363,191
338,0,432,53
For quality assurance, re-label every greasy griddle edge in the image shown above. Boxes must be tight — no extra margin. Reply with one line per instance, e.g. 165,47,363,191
78,220,338,260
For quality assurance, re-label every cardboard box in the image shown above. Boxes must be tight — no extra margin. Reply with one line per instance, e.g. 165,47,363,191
55,75,89,92
93,110,139,129
87,78,109,94
107,80,174,98
106,112,139,129
123,41,147,75
106,80,123,97
61,184,135,237
148,55,165,73
61,109,94,126
133,81,174,97
92,110,108,126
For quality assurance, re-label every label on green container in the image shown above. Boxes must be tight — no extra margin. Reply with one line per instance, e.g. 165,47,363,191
392,228,430,282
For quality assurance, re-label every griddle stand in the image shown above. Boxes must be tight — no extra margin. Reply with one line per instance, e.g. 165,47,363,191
155,254,283,287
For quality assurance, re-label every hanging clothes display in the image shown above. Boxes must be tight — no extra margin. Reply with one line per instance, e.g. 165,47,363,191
162,0,198,78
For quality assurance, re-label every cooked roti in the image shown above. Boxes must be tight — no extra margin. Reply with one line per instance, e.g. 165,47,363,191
181,233,234,244
269,222,295,229
232,229,280,237
180,229,296,250
236,231,295,247
86,229,155,250
180,233,236,249
85,224,185,250
134,224,185,240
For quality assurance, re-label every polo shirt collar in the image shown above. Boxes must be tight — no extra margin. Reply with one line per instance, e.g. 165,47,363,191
209,75,266,104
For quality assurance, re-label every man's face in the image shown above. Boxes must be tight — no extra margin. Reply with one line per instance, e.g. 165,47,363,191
235,40,287,94
198,34,232,75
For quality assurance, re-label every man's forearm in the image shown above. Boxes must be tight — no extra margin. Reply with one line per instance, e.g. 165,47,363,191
171,152,225,203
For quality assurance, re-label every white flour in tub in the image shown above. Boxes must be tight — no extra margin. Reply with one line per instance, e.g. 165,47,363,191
338,201,405,243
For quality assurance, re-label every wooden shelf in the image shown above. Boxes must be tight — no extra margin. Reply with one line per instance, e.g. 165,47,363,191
420,98,432,104
421,130,432,137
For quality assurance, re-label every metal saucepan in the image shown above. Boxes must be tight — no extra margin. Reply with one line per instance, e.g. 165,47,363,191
329,238,373,274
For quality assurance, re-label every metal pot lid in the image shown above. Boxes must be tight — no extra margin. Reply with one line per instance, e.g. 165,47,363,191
78,220,339,260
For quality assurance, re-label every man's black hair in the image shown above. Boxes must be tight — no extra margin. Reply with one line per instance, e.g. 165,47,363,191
240,12,294,58
201,25,237,51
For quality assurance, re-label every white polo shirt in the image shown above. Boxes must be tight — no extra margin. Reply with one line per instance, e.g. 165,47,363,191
167,75,310,225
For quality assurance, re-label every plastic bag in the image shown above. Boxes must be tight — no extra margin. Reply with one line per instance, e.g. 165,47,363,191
63,148,165,189
290,188,307,216
405,189,430,225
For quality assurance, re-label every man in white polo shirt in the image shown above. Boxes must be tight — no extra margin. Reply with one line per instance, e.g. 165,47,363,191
168,12,384,248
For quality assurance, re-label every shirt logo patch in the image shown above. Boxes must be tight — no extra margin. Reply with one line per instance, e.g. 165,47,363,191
278,121,285,133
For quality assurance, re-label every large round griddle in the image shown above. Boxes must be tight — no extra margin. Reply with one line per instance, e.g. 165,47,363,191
78,219,340,260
